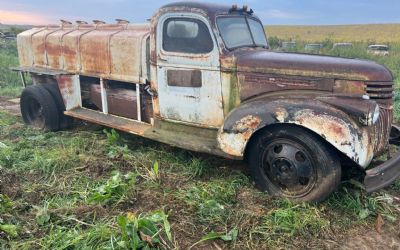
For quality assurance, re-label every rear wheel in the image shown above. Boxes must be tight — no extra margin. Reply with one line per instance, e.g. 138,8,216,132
42,83,74,129
20,85,60,131
248,125,341,202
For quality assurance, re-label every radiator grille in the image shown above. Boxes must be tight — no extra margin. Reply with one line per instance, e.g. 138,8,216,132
365,81,394,104
373,106,393,154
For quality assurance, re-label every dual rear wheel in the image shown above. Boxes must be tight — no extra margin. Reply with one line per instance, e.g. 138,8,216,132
20,84,72,131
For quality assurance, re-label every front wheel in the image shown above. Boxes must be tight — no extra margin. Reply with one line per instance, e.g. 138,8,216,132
248,125,341,202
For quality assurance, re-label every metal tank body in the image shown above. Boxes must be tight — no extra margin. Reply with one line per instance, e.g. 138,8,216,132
17,22,150,84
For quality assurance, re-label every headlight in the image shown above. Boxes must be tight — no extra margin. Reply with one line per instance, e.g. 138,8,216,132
371,104,380,125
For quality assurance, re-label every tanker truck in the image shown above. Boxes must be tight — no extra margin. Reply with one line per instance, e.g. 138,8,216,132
13,2,400,202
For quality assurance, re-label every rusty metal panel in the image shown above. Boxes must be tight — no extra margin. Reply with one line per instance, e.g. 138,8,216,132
221,72,240,116
110,25,150,83
239,72,334,100
45,27,75,69
155,12,224,127
17,27,45,67
233,50,393,82
334,80,365,95
61,25,95,72
56,74,81,110
158,69,223,126
90,85,139,119
217,98,375,167
18,23,150,83
31,26,60,67
80,25,123,76
167,69,202,87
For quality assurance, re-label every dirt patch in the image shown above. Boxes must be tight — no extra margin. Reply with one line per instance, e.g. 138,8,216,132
0,97,20,115
0,170,23,199
326,223,400,249
50,205,109,221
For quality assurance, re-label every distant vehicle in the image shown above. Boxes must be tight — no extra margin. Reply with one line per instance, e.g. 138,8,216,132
333,43,353,49
305,43,323,53
368,45,389,56
0,31,16,40
281,41,296,51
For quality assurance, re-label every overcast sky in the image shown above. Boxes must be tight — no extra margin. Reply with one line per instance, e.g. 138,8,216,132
0,0,399,26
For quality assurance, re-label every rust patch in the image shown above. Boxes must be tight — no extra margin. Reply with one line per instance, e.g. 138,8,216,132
218,115,262,156
57,74,81,110
274,107,288,122
334,80,365,95
232,115,262,133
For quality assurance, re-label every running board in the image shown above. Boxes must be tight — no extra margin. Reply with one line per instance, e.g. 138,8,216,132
64,108,151,136
65,108,238,160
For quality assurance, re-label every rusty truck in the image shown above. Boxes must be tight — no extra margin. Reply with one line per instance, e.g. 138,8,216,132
13,2,400,202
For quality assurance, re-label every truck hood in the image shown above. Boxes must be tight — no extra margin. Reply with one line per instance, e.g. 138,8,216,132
232,50,393,82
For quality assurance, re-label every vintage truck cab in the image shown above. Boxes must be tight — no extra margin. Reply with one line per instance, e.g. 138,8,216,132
14,2,400,202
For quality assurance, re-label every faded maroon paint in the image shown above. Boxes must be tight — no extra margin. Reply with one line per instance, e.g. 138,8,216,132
239,73,334,101
231,50,393,81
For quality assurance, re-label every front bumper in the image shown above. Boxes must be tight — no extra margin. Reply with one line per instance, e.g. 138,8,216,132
364,150,400,193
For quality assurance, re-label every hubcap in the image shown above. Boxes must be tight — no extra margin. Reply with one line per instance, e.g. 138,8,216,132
261,139,317,197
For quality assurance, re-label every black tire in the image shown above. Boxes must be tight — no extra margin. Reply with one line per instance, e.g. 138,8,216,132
248,125,341,202
42,83,74,129
20,85,60,131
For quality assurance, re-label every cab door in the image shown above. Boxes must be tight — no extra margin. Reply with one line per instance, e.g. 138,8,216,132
156,13,223,127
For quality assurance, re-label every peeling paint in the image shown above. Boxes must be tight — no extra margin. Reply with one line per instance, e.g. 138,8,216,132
218,115,261,156
275,108,288,123
291,109,372,166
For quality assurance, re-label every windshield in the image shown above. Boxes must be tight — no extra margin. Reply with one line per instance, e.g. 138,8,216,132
217,16,268,50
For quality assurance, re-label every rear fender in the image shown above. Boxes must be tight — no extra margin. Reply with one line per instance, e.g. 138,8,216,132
217,98,373,167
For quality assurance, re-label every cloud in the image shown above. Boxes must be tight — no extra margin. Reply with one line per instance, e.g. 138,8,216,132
0,10,51,25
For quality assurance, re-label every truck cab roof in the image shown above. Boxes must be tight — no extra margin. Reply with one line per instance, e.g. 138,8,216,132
159,2,257,19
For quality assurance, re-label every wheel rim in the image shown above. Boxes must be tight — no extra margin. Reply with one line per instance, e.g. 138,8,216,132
25,96,45,128
261,138,317,198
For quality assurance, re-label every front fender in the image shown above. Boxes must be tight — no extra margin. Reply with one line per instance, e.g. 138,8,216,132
217,98,374,167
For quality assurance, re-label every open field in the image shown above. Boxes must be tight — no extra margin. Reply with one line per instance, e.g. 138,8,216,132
1,29,400,248
267,23,400,43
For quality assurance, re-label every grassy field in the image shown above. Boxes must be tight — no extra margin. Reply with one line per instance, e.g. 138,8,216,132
0,40,21,97
1,29,400,249
267,23,400,43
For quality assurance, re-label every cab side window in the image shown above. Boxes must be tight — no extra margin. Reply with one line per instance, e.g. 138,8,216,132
163,18,213,54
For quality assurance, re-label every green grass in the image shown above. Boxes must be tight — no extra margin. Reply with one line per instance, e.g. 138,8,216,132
1,111,400,249
0,40,21,97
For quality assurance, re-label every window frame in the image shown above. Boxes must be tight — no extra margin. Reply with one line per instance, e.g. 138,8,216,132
216,15,268,51
162,17,215,55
